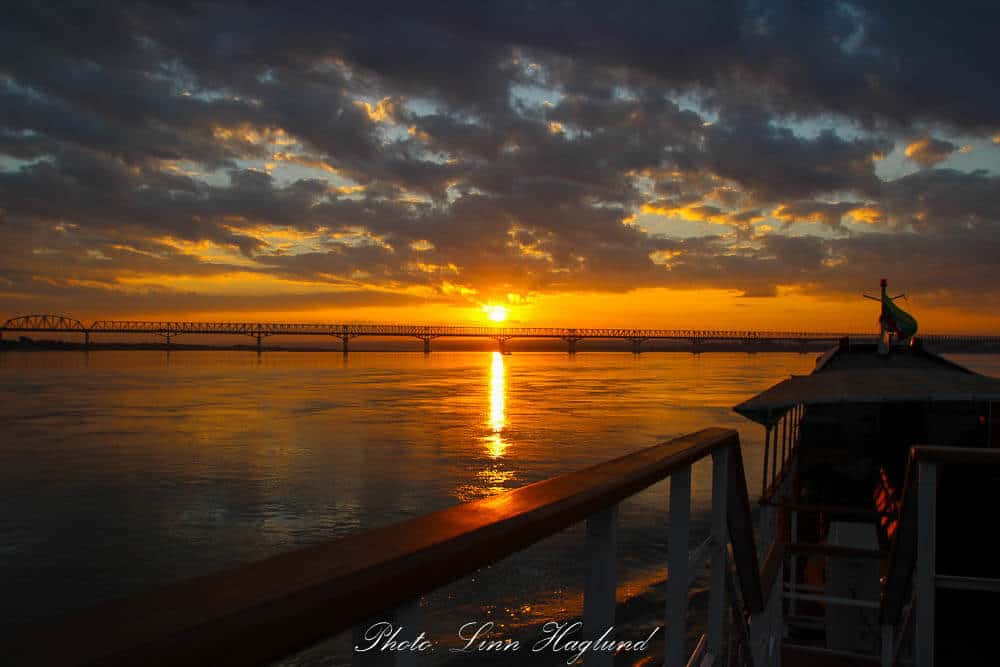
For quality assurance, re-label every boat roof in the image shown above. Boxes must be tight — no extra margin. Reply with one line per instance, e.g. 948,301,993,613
734,340,1000,425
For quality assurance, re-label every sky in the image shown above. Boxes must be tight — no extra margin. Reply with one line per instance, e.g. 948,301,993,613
1,2,999,332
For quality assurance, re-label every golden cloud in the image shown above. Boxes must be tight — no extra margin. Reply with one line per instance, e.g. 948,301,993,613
847,206,884,224
354,97,396,123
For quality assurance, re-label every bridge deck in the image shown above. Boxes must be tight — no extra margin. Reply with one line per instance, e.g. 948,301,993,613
0,314,871,340
2,314,997,345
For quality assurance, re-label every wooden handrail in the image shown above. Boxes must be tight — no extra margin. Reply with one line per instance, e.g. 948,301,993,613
6,428,745,667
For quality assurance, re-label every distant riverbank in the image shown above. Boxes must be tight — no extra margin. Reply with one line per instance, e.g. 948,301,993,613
3,336,999,354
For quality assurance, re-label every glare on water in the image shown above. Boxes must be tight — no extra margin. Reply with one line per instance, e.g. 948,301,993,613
487,351,508,458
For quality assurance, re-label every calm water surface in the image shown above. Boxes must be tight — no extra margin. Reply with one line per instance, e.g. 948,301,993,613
2,351,997,663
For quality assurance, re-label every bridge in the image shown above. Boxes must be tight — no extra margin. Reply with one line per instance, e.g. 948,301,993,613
2,313,999,353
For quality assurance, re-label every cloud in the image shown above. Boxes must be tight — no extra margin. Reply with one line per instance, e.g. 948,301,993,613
1,2,999,320
904,137,959,167
698,107,891,202
773,201,859,231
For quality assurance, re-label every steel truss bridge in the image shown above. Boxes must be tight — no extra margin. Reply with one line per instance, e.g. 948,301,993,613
2,314,999,353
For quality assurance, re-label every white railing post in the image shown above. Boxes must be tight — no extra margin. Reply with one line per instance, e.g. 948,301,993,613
665,465,692,667
915,461,937,667
584,504,619,667
708,446,730,659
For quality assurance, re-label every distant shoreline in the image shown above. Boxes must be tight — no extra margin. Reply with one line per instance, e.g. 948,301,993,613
3,338,998,354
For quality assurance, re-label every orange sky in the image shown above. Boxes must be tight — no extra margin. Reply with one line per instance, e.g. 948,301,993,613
86,287,996,334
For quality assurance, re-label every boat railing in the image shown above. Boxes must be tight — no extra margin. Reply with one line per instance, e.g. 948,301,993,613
5,427,788,667
764,496,895,649
879,445,1000,667
754,401,803,586
759,402,803,503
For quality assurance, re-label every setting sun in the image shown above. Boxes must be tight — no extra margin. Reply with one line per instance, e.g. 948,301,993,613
484,305,508,322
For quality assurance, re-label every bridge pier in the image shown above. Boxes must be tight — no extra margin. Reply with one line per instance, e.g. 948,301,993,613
340,335,350,354
255,332,263,354
84,331,89,350
629,338,646,354
565,337,581,354
691,337,701,354
415,336,434,353
495,337,511,354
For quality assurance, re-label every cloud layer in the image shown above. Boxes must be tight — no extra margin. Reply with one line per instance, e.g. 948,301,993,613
2,2,999,321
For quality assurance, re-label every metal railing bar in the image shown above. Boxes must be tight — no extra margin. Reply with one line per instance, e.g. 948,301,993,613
935,575,1000,592
783,643,883,664
787,542,884,559
724,544,757,667
909,446,1000,466
761,500,897,519
783,592,880,609
685,634,708,667
892,591,916,667
761,424,771,498
687,536,714,582
726,445,766,615
783,583,824,593
759,450,798,504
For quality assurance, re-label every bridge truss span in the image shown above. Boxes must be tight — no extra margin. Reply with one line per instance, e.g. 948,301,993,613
2,314,87,331
54,320,874,341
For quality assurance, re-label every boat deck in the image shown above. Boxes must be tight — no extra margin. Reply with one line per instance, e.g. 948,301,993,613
742,339,1000,665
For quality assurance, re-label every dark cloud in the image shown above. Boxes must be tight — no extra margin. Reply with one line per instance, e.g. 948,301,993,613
387,1,1000,133
879,169,1000,233
699,107,891,202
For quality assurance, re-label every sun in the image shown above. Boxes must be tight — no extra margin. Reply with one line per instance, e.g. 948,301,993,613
484,304,508,322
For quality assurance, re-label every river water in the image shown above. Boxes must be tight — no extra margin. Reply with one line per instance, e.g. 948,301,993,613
2,350,997,664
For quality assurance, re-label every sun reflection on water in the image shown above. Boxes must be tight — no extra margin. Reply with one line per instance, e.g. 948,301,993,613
487,351,508,457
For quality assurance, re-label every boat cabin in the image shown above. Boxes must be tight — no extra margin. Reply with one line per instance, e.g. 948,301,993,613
735,337,1000,665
